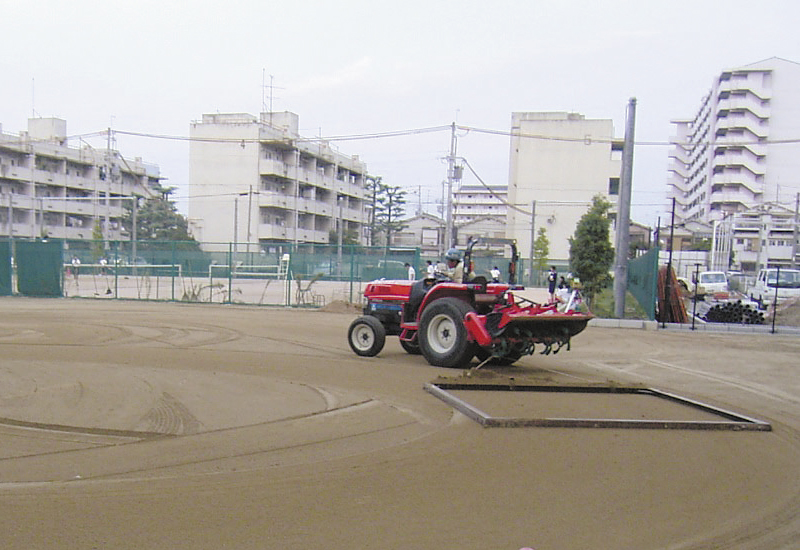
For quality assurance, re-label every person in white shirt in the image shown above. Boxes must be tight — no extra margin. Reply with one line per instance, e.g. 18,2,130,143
405,262,416,280
426,260,436,278
490,266,501,283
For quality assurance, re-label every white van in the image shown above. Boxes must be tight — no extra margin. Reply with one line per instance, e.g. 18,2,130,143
749,268,800,306
695,271,729,295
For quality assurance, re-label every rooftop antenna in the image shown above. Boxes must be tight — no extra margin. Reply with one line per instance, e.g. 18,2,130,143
261,70,283,125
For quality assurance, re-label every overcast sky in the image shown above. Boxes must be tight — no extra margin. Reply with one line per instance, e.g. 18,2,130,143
2,0,799,228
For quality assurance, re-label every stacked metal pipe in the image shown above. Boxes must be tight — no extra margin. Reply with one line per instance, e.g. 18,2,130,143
703,300,765,324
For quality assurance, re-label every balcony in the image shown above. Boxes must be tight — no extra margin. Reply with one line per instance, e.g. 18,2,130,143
712,154,765,176
291,227,328,243
715,118,768,139
296,197,332,217
709,192,751,211
258,191,292,209
717,80,772,101
65,173,98,192
256,223,289,240
340,206,364,222
259,159,288,177
0,164,30,181
710,172,762,195
718,96,770,120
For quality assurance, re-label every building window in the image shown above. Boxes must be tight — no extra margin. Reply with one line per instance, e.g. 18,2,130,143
608,177,620,195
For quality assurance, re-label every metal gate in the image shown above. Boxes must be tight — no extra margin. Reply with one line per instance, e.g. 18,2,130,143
0,240,11,296
15,240,63,297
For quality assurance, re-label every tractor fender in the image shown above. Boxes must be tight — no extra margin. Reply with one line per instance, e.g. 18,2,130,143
464,312,492,347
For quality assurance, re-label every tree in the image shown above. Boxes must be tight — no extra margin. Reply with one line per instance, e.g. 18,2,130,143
91,220,104,262
328,228,359,247
532,227,550,276
365,176,383,246
121,185,200,250
569,195,614,304
372,182,407,247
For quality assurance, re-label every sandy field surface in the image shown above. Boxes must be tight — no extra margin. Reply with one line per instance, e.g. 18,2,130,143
1,297,799,550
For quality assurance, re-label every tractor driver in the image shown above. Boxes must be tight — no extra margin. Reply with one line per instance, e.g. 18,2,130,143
444,248,464,283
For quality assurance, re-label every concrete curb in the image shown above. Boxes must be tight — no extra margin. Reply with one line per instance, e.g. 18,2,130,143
590,317,800,335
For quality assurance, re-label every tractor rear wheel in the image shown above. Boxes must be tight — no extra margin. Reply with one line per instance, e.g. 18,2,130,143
418,297,475,368
348,316,386,357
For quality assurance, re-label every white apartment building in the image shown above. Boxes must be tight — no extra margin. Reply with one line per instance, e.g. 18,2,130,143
728,203,798,271
188,112,368,248
506,112,622,265
0,118,159,240
453,184,507,224
667,57,800,226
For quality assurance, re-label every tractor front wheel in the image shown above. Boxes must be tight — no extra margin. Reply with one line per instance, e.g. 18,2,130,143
348,316,386,357
418,297,475,368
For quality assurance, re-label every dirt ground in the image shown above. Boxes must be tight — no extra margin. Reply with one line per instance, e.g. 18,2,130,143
773,298,800,326
1,298,800,550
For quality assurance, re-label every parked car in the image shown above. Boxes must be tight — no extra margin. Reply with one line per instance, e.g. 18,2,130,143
677,271,729,297
749,268,800,307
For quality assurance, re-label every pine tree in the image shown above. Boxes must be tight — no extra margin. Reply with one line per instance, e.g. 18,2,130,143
372,183,407,247
121,185,200,251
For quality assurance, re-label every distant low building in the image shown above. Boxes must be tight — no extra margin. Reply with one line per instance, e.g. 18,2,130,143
455,215,508,248
393,213,444,257
729,203,798,272
453,184,507,224
0,118,159,240
188,111,369,248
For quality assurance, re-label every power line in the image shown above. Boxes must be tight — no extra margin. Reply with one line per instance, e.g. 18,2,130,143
52,124,800,148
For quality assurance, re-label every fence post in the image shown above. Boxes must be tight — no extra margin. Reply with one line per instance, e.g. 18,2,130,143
285,243,293,307
227,242,233,305
113,242,119,298
171,240,176,302
349,244,355,303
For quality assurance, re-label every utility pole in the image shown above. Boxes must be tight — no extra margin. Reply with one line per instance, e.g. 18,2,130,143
6,194,12,238
614,98,636,319
663,197,676,328
104,127,113,247
337,194,343,279
793,192,799,269
233,194,239,255
529,200,536,286
246,185,254,260
131,197,138,269
293,150,300,248
444,122,457,250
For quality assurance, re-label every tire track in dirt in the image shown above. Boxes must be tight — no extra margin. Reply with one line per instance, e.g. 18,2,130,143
585,355,800,550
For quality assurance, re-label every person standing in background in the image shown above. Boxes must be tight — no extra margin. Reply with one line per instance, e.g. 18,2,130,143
547,266,557,303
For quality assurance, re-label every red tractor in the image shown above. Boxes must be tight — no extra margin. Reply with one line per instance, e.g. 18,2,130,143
347,240,592,368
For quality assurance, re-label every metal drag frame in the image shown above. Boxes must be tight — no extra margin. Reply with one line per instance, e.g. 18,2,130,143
424,382,772,431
